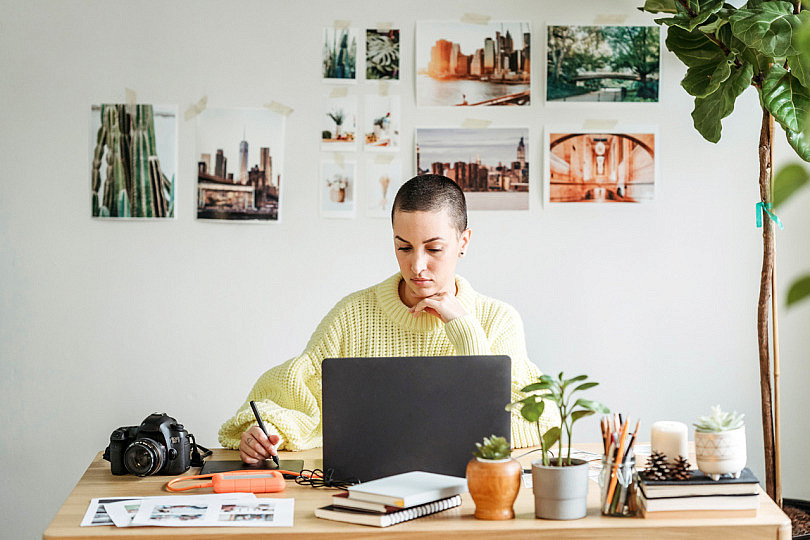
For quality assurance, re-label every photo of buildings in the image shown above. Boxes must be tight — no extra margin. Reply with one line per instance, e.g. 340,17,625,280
416,128,529,210
196,108,285,221
417,21,531,106
547,131,655,202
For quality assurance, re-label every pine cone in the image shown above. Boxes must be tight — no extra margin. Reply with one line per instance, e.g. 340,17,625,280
668,455,693,481
643,450,670,481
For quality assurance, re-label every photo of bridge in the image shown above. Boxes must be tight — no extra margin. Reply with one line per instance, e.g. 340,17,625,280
547,25,660,103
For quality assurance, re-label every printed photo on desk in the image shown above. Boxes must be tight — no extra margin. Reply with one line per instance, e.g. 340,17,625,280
416,21,531,106
195,107,285,222
546,25,660,103
416,127,529,210
90,104,176,219
544,128,656,204
320,158,356,218
323,26,358,82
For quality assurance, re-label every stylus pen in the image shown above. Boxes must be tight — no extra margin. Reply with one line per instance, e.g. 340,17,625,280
249,400,280,467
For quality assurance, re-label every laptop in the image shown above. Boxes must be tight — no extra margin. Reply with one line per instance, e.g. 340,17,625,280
322,355,511,481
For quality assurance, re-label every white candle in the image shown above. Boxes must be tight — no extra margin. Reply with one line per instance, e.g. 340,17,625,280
651,421,688,463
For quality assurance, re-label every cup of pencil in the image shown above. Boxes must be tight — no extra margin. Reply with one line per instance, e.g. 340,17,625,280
598,414,639,517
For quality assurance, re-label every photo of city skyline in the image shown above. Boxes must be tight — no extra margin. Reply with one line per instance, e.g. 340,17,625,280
546,130,655,203
416,128,529,210
195,108,285,221
416,21,531,106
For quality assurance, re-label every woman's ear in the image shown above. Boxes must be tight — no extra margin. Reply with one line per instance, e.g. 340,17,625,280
459,228,471,257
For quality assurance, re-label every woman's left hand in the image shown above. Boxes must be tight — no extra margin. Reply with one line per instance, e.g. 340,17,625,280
409,291,467,323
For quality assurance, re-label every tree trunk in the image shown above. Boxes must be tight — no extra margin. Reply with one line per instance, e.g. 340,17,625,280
757,108,776,501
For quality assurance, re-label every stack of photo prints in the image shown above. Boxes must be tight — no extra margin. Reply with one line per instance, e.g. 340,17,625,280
89,21,659,223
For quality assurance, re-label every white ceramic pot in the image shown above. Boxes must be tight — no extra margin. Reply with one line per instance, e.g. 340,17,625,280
694,426,746,480
531,458,588,520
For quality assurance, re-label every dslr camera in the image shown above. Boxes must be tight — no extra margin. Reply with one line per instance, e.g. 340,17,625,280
104,413,193,476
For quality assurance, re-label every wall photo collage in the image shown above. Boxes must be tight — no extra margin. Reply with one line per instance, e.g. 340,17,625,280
89,18,660,222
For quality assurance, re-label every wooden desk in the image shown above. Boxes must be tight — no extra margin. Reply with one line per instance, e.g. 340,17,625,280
44,445,791,539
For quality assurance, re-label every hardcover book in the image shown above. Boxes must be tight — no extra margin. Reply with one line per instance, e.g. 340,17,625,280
639,467,760,498
346,471,467,508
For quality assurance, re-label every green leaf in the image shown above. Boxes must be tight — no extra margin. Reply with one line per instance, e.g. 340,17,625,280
785,127,810,162
788,55,810,91
521,382,552,393
543,427,561,450
692,61,754,142
641,0,677,13
574,398,610,413
519,400,545,423
682,53,734,97
565,374,588,384
570,409,596,423
665,25,726,68
761,64,810,134
773,163,810,208
655,0,724,31
99,205,110,217
117,190,130,218
730,2,808,57
573,381,599,393
787,275,810,307
539,374,555,384
716,24,771,76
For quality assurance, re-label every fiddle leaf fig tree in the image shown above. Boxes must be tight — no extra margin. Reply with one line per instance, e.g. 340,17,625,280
641,0,810,503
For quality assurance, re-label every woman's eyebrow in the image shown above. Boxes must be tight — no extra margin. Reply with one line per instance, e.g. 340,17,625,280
394,236,445,244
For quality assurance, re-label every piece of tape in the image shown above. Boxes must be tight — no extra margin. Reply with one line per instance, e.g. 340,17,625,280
184,96,208,121
593,14,627,25
376,22,393,32
461,13,491,25
378,80,390,96
582,119,618,131
375,154,395,164
330,87,349,98
333,153,345,167
461,118,492,129
333,20,351,29
264,101,294,116
125,88,136,106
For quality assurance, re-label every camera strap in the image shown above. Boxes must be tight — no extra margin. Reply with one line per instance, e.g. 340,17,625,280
189,434,212,467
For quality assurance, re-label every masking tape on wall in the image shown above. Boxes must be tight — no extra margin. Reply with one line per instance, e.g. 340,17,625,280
376,22,393,32
264,101,294,116
593,14,627,25
378,80,390,96
461,13,491,25
333,20,351,29
333,153,345,167
184,96,208,121
375,154,395,164
582,119,618,131
330,87,349,98
125,88,137,106
461,118,492,129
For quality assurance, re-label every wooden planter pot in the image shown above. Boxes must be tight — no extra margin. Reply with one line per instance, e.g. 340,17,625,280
466,457,522,520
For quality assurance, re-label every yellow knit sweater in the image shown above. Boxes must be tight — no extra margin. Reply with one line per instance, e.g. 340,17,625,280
218,273,559,450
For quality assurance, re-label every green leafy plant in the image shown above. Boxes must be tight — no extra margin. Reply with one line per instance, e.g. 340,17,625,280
640,0,810,502
507,372,609,467
774,161,810,307
327,109,345,127
473,435,511,460
694,405,745,433
366,30,399,80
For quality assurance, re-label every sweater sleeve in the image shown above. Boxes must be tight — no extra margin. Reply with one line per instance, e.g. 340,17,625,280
217,300,347,451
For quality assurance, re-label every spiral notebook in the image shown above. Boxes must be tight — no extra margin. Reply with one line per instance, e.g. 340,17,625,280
314,495,462,527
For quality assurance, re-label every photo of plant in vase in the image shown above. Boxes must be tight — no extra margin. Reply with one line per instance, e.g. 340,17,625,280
320,159,355,218
365,159,403,218
323,27,357,81
364,95,400,151
90,104,176,219
321,96,357,151
366,28,400,80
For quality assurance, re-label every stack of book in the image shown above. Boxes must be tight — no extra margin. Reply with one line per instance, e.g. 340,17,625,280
315,471,467,527
637,467,761,519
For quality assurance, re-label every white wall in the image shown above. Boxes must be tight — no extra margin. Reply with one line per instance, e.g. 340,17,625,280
1,1,809,538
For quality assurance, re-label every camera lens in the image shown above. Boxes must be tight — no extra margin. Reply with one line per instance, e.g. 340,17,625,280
124,439,166,476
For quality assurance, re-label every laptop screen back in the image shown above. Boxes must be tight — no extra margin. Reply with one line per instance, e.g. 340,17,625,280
322,355,511,481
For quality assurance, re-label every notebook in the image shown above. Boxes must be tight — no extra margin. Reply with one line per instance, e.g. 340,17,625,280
322,355,511,481
315,495,462,527
346,471,468,508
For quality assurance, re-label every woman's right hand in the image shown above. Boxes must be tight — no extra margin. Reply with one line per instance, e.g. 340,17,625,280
239,425,281,464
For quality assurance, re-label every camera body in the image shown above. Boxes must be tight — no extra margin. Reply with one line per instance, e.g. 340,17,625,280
105,413,192,476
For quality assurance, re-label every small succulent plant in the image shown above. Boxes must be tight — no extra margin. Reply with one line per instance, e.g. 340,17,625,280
473,435,511,460
694,405,744,433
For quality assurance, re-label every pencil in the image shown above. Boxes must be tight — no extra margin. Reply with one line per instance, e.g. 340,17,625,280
623,420,640,462
605,418,630,509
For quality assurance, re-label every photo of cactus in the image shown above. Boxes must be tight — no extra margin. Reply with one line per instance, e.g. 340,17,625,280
195,108,285,222
323,27,358,81
365,159,403,218
322,96,357,151
320,159,356,219
366,28,400,80
90,104,176,219
547,25,660,103
416,21,531,106
545,129,656,203
363,95,400,152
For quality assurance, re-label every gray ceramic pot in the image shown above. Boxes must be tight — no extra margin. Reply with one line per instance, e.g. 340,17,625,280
531,458,589,520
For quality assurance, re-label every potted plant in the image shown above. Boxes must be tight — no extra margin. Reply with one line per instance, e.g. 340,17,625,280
507,372,609,520
465,435,522,520
693,405,747,481
327,175,349,203
327,108,345,138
